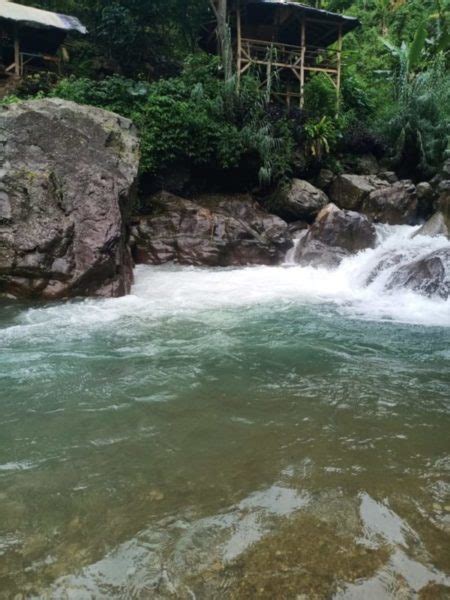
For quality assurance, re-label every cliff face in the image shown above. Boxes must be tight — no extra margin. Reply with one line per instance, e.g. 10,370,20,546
0,99,139,299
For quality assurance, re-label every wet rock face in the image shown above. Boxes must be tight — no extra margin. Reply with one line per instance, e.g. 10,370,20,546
294,203,376,268
329,175,420,224
436,180,450,217
328,174,386,211
268,179,329,223
387,248,450,299
131,192,292,267
363,180,418,225
0,99,139,299
413,212,450,240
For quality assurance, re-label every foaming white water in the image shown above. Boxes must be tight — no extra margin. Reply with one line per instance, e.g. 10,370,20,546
2,225,449,341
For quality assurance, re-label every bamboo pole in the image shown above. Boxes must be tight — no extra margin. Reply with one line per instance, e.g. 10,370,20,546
336,23,343,113
300,20,306,109
14,25,20,76
236,1,242,88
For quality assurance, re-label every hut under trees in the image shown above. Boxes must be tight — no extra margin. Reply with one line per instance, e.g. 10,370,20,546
206,0,360,108
0,0,86,79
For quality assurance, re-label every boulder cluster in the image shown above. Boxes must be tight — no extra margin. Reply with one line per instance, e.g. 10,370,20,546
1,100,449,301
130,192,291,267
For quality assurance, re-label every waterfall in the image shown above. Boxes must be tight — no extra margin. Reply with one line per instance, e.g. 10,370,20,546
284,231,308,265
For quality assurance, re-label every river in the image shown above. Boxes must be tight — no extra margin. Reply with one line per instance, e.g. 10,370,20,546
0,225,449,598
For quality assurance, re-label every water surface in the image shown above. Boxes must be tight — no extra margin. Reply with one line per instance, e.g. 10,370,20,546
0,226,449,598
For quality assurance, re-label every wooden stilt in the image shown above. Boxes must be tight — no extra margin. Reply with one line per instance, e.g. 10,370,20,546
14,25,20,76
300,20,306,109
266,47,272,99
336,24,343,113
236,1,242,88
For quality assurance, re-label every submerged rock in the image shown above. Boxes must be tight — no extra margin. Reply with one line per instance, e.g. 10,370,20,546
294,203,376,268
0,99,139,299
267,179,329,223
363,180,418,225
131,192,291,267
387,248,450,299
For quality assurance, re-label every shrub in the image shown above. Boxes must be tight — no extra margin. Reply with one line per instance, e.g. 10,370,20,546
339,120,387,157
48,56,298,186
304,74,337,119
381,54,450,177
16,72,58,97
50,75,149,116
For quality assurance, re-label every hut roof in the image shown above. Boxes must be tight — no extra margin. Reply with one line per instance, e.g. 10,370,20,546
238,0,359,46
0,1,86,34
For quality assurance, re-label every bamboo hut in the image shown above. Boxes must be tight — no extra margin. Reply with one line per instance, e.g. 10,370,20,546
205,0,360,108
0,0,86,79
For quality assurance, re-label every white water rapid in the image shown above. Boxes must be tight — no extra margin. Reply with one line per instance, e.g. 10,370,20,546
6,223,448,341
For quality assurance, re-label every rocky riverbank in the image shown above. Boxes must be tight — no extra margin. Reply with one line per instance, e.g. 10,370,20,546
1,100,449,301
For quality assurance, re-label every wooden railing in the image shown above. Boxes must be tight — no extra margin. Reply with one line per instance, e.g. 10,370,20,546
5,52,60,77
240,38,339,73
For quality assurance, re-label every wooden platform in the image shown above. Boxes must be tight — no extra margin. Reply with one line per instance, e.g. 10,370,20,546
233,1,350,110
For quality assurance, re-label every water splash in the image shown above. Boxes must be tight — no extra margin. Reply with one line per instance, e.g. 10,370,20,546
1,224,448,344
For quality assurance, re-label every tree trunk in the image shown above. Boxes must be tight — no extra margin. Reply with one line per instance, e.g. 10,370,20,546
209,0,233,81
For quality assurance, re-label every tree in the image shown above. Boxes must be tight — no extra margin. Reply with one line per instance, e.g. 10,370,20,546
208,0,233,81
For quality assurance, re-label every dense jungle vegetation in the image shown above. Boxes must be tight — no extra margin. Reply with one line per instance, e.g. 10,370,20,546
11,0,450,190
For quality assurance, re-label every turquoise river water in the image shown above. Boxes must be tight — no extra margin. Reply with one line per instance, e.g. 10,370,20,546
0,225,449,598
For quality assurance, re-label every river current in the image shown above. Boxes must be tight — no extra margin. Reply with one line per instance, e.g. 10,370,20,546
0,225,449,598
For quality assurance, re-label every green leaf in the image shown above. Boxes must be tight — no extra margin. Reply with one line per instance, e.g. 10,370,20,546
409,21,427,70
379,37,399,55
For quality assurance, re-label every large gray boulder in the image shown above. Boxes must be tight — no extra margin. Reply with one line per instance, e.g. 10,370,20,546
294,203,376,268
362,180,418,225
0,99,139,299
328,174,385,211
267,179,329,223
130,192,291,267
387,248,450,299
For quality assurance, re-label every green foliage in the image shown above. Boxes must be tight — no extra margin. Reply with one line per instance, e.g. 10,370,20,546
50,75,149,116
304,74,337,119
304,117,339,161
46,57,296,185
21,0,210,78
16,72,58,97
137,71,296,184
11,0,450,184
381,54,450,176
0,95,21,106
